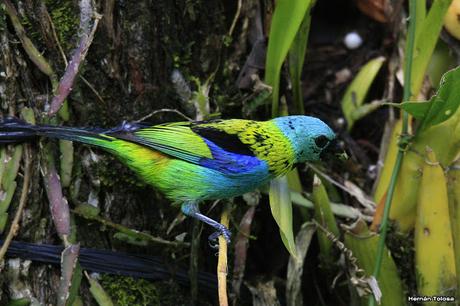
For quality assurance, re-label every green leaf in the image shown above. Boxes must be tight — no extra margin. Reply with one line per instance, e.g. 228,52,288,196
66,262,83,306
410,0,452,98
87,274,115,306
344,220,406,305
288,2,314,114
427,41,456,88
341,56,385,131
265,0,312,116
385,101,431,120
387,67,460,133
269,176,297,257
312,175,339,265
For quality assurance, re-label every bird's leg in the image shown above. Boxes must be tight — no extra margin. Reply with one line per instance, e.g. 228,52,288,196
181,202,231,246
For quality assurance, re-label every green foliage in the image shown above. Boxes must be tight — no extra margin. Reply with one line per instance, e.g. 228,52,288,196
410,0,452,98
6,298,31,306
88,275,114,306
99,275,161,306
387,67,460,134
427,41,457,87
0,105,27,233
66,262,83,306
46,0,79,52
341,56,385,131
312,175,339,266
265,0,314,257
288,2,315,114
269,177,297,257
265,0,313,116
344,220,406,306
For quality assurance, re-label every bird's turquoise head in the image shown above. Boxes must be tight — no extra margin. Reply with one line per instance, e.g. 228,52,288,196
273,116,340,162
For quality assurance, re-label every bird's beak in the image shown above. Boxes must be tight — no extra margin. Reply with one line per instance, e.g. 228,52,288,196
320,139,348,161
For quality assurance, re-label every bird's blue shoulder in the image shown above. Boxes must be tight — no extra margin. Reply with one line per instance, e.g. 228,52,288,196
199,139,269,176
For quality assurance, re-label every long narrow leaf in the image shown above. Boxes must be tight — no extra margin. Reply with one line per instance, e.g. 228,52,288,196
269,176,297,257
344,220,405,305
410,0,452,98
288,2,314,114
265,0,312,116
341,57,385,131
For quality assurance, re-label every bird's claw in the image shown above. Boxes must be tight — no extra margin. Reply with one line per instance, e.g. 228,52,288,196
207,225,231,249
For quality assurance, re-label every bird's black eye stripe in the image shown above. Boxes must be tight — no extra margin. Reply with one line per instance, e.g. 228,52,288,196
315,135,329,148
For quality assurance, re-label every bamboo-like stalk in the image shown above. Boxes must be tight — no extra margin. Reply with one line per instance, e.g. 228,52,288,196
218,204,230,306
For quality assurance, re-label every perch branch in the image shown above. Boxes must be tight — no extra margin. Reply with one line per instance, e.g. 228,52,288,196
218,204,230,306
49,0,102,116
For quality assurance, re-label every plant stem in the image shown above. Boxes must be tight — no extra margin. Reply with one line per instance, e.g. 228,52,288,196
0,145,31,262
369,0,417,305
217,203,230,306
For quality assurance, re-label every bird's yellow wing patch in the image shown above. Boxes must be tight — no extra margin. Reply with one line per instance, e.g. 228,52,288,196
132,122,213,163
193,119,296,176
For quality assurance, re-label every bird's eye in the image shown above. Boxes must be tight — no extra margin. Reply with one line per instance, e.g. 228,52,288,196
315,135,329,148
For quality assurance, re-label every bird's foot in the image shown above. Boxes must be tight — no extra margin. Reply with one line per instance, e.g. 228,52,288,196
181,202,232,249
207,224,231,249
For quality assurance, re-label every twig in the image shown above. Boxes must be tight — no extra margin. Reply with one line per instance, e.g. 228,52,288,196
290,191,373,222
0,145,32,262
72,208,189,248
307,163,375,209
44,4,105,106
218,204,230,306
135,108,193,122
190,220,201,304
49,0,102,116
232,206,256,303
79,75,105,104
44,5,68,66
227,0,242,38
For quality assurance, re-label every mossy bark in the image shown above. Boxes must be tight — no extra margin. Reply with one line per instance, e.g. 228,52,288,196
0,1,234,304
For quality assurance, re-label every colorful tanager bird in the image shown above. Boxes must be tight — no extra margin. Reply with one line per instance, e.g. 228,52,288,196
0,116,340,243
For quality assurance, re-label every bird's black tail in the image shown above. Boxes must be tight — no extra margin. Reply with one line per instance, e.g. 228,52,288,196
1,239,217,292
0,117,40,143
0,117,114,148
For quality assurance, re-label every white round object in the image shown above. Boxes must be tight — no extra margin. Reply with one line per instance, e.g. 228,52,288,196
344,32,363,50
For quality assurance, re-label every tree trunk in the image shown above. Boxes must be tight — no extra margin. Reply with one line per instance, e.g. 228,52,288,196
0,1,236,304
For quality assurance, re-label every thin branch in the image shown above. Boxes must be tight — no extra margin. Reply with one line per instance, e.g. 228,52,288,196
49,0,102,116
135,109,193,122
79,75,105,104
0,145,32,262
227,0,242,38
72,208,189,248
218,204,230,306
